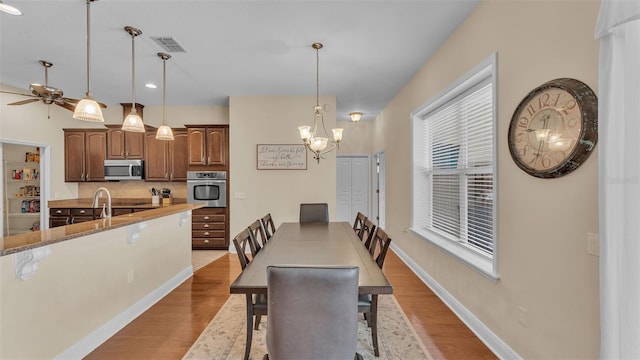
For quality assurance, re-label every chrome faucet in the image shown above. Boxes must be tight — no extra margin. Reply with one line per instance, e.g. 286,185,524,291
92,187,112,218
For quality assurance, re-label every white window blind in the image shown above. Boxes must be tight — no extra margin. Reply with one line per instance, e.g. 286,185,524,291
411,55,497,279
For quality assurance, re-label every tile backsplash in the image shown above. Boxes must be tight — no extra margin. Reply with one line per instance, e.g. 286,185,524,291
78,182,187,199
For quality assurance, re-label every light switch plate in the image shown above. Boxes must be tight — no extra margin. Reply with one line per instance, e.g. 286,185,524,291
587,233,599,256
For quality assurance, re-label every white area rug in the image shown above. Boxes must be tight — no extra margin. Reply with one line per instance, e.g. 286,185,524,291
183,294,432,360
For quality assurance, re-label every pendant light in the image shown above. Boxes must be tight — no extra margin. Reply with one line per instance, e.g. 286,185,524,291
121,26,145,132
155,52,174,140
298,42,343,164
73,0,104,123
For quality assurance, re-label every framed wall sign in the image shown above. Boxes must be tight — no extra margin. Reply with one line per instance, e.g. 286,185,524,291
257,144,307,170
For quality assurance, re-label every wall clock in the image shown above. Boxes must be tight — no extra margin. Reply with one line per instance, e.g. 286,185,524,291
508,78,598,178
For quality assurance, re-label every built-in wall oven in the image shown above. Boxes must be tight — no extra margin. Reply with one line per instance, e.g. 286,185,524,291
187,171,227,207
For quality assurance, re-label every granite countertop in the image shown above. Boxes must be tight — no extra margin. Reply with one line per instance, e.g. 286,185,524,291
48,198,188,209
0,203,203,256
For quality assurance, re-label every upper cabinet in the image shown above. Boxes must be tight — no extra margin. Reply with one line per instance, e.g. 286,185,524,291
106,104,145,159
144,129,188,181
186,125,228,170
64,129,107,182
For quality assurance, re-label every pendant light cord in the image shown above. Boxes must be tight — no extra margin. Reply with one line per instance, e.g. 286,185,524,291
131,33,136,108
162,57,166,124
85,0,91,96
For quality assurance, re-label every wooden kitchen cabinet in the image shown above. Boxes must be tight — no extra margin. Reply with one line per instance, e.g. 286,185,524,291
191,207,228,249
64,129,107,182
144,129,188,181
106,126,145,160
186,125,228,169
49,208,97,227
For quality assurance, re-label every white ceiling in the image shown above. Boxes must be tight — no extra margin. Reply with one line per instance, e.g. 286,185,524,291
0,0,479,121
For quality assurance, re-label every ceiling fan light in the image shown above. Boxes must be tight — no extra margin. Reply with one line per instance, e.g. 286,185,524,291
122,109,145,132
155,124,174,140
73,95,104,122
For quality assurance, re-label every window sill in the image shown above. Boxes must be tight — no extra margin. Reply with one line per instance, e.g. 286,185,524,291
410,227,500,282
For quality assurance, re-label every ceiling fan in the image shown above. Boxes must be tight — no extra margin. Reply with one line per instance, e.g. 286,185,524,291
0,60,106,112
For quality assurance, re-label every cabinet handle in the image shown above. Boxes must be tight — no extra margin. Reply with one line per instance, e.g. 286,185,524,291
204,239,210,244
203,216,210,220
56,210,62,214
203,224,209,228
79,210,85,214
204,231,210,236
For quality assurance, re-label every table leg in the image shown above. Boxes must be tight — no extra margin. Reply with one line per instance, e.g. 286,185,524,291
244,295,254,360
371,294,379,357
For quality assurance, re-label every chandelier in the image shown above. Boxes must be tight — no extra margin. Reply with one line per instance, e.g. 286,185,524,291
298,42,343,164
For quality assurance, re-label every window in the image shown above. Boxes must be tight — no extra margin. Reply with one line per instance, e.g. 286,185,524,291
411,54,498,280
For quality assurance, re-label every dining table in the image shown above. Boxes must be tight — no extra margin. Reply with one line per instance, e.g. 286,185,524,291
229,221,393,359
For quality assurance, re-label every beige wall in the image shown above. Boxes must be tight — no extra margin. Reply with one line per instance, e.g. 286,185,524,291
375,0,600,358
228,96,337,238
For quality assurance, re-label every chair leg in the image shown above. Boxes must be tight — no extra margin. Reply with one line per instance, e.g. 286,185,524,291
255,314,262,330
244,295,254,360
371,295,379,357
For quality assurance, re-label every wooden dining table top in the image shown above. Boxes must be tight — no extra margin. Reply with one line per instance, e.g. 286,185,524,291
229,222,393,295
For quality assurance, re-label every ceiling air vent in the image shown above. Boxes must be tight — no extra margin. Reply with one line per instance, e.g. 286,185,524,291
151,36,186,53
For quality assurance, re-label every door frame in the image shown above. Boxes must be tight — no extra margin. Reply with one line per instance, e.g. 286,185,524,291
0,139,51,231
372,150,386,228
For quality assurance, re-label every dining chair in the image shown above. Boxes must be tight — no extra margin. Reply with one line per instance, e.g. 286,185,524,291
261,213,276,240
359,227,392,357
299,203,329,223
248,219,268,248
352,212,367,237
263,265,362,360
232,229,268,360
360,218,377,250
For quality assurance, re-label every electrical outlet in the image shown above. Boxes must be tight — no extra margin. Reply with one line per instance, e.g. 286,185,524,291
127,269,134,283
235,192,247,199
587,233,599,256
518,306,528,327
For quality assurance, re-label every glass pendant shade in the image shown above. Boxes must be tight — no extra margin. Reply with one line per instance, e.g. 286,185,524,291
298,126,311,141
309,137,329,152
73,95,104,122
122,26,144,132
155,52,174,140
122,108,145,132
332,128,343,142
156,124,174,140
74,0,104,123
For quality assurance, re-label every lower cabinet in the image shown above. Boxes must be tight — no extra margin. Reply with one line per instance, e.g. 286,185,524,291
49,207,137,228
192,207,228,249
49,208,97,227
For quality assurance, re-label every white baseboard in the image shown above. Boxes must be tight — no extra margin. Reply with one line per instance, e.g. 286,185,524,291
55,266,194,359
390,244,521,360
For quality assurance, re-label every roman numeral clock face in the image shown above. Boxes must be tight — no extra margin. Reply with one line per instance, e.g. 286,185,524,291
508,78,598,178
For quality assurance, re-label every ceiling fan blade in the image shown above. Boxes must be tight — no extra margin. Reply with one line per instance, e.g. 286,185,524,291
58,102,76,112
1,90,37,97
62,97,80,104
8,99,40,106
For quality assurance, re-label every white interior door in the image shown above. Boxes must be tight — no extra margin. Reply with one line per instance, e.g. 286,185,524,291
336,155,370,222
374,151,386,228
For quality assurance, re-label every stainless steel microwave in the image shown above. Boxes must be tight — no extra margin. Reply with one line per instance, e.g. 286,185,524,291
104,159,144,181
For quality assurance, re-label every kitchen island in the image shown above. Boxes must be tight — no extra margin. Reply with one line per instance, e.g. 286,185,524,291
0,203,202,359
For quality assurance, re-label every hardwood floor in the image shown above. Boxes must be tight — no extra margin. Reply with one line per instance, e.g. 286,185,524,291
85,251,496,360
